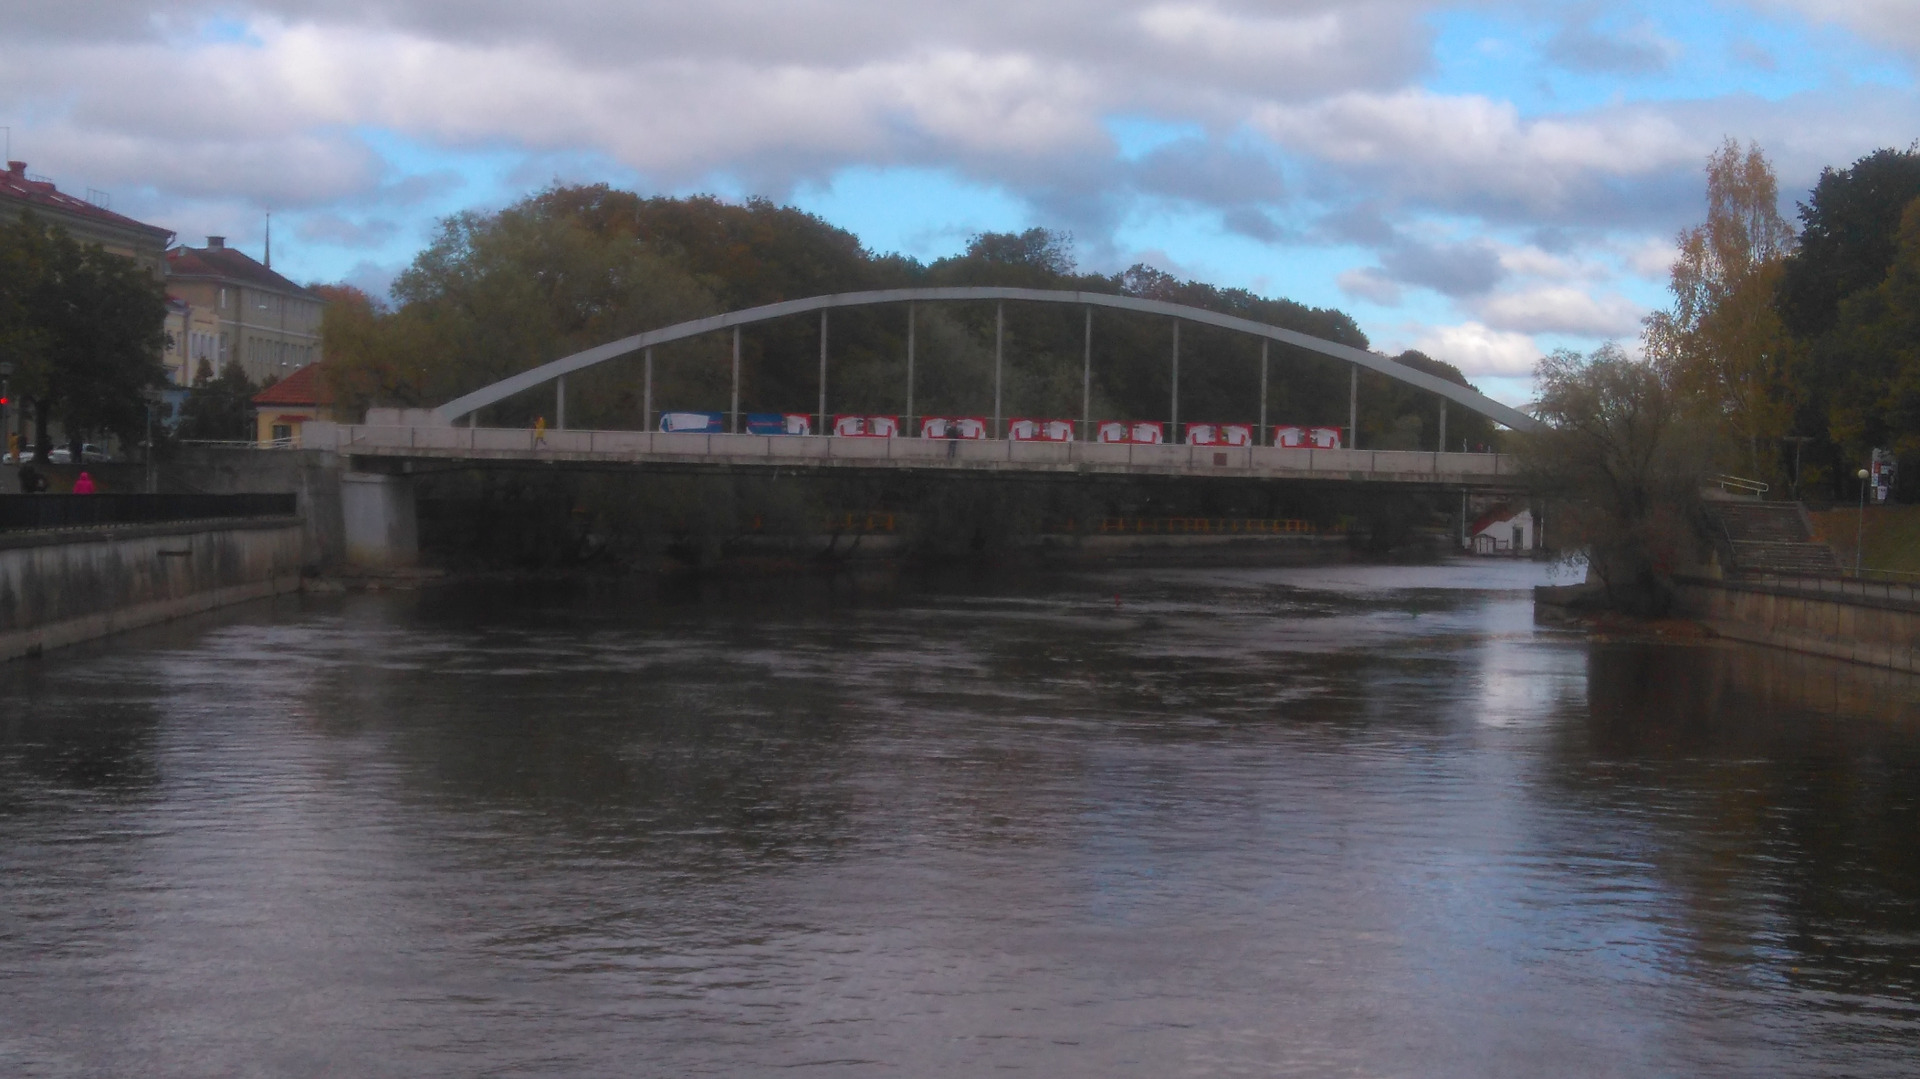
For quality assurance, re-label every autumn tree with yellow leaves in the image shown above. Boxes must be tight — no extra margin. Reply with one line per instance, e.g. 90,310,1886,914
1642,139,1798,482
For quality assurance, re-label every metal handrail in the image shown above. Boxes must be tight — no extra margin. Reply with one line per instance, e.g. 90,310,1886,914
1714,474,1770,496
308,423,1526,484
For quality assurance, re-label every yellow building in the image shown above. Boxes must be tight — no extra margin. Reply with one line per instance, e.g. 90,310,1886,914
162,297,224,387
251,362,340,447
166,237,325,387
0,159,173,278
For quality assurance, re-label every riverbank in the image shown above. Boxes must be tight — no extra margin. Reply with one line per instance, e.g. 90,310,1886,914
1809,504,1920,575
1537,571,1920,672
0,514,304,661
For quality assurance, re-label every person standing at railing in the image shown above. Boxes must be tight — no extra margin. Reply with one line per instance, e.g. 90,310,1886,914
533,415,548,447
17,463,46,494
71,471,96,494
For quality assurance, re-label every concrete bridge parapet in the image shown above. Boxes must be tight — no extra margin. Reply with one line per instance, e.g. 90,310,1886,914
303,422,1526,489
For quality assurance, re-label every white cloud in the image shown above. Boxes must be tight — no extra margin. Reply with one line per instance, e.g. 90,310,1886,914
1494,244,1588,282
1622,238,1680,280
1408,321,1542,377
0,0,1912,338
1472,286,1646,337
1761,1,1920,57
1338,267,1402,305
1253,89,1700,218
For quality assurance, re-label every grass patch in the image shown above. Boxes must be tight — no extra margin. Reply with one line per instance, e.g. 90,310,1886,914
1808,504,1920,574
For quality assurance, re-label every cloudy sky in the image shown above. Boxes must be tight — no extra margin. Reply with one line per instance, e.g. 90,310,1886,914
4,1,1916,401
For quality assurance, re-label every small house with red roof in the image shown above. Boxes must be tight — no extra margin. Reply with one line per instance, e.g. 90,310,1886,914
1466,505,1537,555
252,363,339,447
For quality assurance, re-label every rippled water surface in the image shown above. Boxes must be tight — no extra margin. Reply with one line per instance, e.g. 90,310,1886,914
4,560,1920,1077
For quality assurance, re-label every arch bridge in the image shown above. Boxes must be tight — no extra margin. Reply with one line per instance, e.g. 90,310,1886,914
303,287,1528,510
430,285,1539,437
303,289,1539,567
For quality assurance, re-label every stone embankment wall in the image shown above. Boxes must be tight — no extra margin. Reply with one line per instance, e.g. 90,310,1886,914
1674,575,1920,673
164,447,345,567
0,518,303,661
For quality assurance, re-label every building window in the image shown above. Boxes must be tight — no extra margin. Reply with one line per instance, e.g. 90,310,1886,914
271,423,293,445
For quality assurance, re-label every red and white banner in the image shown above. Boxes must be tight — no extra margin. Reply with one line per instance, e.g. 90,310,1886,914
1273,425,1342,449
1185,423,1253,446
1009,417,1075,441
1096,420,1165,444
833,414,900,437
920,416,989,439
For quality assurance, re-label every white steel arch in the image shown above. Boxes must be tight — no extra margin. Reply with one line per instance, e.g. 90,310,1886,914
434,286,1539,432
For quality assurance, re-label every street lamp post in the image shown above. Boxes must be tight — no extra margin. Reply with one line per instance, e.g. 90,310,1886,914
1783,435,1814,500
142,387,164,494
1856,467,1871,575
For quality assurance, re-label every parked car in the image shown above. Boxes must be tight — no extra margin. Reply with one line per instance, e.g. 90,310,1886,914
45,444,110,464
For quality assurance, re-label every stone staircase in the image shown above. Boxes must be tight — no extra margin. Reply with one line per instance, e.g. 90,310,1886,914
1704,501,1843,578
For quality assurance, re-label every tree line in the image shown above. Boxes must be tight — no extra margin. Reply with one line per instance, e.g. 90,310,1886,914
1525,139,1920,612
321,187,1497,451
1644,140,1920,499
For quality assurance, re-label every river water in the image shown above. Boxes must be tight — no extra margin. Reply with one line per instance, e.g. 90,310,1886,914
3,560,1919,1077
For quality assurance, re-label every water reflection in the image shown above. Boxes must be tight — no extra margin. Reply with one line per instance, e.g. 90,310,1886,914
1,561,1917,1076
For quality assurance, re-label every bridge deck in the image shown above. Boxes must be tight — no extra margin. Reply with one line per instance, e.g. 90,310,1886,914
303,422,1526,488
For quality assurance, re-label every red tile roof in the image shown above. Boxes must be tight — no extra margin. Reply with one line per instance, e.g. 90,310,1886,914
0,161,174,243
253,363,336,407
167,243,315,297
1469,506,1524,535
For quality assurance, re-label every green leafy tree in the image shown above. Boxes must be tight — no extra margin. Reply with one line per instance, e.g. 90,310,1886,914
1825,199,1920,486
1521,344,1707,615
174,359,258,441
0,215,167,456
1773,146,1920,494
1777,146,1920,339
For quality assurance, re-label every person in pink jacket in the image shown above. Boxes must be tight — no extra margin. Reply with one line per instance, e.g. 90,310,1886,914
71,471,96,494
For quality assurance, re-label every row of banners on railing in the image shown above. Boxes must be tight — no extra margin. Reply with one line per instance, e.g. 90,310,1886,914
656,412,1343,448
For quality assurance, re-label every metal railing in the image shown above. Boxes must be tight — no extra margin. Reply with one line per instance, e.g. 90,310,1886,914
1091,517,1325,535
303,422,1524,483
1844,565,1920,583
1714,474,1771,496
0,493,297,531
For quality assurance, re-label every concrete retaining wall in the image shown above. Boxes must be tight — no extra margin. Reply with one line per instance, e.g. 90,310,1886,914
0,518,304,661
1674,576,1920,672
163,447,345,567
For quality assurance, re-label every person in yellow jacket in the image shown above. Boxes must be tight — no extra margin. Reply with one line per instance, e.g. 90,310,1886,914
533,415,547,447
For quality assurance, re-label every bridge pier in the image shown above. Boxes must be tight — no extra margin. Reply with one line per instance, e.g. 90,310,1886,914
340,471,419,569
